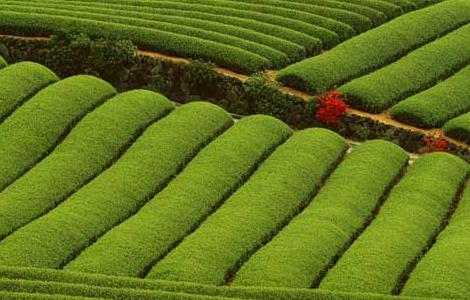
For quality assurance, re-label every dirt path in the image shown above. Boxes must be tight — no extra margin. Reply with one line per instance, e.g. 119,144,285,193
1,33,468,149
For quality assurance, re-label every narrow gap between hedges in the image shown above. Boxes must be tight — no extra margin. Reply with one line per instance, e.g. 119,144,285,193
310,161,410,288
0,92,114,208
59,121,232,269
393,173,470,295
137,132,292,278
225,145,349,286
0,106,173,241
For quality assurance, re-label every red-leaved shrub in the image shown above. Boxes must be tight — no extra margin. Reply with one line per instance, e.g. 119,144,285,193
420,134,449,153
315,90,347,125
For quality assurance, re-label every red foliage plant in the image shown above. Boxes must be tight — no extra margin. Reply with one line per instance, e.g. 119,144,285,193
420,134,449,153
315,90,348,125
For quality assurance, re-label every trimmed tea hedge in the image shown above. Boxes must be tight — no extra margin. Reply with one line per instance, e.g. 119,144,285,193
401,184,470,299
277,0,470,93
0,102,232,269
0,75,116,192
0,90,174,239
280,0,389,25
0,61,58,122
0,10,269,73
319,153,469,294
148,128,347,285
390,64,470,128
443,112,470,143
232,140,408,288
340,23,470,113
65,115,292,277
0,266,447,300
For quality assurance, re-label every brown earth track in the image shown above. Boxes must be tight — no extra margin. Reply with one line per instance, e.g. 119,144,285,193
2,33,468,150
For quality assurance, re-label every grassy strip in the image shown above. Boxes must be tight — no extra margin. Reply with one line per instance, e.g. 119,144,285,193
2,0,304,62
209,0,372,34
339,23,470,113
281,0,388,26
276,0,470,93
0,61,58,122
319,152,469,294
400,184,470,299
0,90,174,239
0,75,116,192
0,4,289,69
65,115,292,277
0,102,232,269
443,112,470,143
87,0,339,49
389,64,470,128
0,272,443,300
231,140,408,288
168,0,353,43
0,12,268,73
147,128,347,285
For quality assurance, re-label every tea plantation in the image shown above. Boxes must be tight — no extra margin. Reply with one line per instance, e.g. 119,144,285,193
0,1,470,299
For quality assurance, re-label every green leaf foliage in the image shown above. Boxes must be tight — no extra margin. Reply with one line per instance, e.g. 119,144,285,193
276,0,470,93
0,75,116,192
232,140,408,288
390,65,470,128
339,23,470,113
0,62,59,122
148,128,347,285
65,115,292,277
0,102,232,269
319,152,469,294
0,89,175,239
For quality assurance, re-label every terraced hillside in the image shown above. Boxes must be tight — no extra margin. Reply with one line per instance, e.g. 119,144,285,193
278,0,470,143
0,59,470,300
0,0,442,73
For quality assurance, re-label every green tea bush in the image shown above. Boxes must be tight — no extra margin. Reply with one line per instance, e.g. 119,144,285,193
148,128,347,285
0,61,58,121
0,75,116,191
0,90,174,239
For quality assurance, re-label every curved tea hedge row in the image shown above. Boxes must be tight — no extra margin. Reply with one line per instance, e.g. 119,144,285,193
65,115,292,277
0,90,174,239
148,129,348,285
0,101,232,269
339,23,470,113
401,184,470,299
277,0,470,92
319,153,469,294
0,0,435,72
443,112,470,143
0,62,58,122
0,56,6,68
0,75,116,192
390,65,470,128
232,140,408,288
